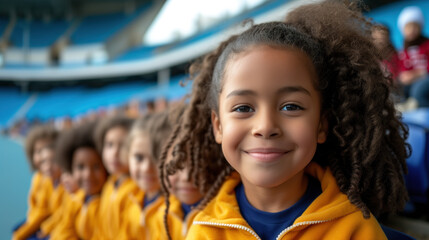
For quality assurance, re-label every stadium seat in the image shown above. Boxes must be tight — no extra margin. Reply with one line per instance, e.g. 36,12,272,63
402,108,429,129
381,225,416,240
404,123,429,204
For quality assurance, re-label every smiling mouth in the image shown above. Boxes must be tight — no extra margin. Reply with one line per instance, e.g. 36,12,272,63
244,148,290,162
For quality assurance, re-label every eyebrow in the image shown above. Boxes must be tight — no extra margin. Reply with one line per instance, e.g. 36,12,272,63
226,86,311,99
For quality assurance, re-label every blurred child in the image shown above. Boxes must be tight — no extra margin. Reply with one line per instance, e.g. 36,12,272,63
50,122,107,239
155,105,205,240
92,116,137,240
13,125,58,240
38,172,78,238
163,1,410,240
397,6,429,108
371,24,400,84
118,111,172,239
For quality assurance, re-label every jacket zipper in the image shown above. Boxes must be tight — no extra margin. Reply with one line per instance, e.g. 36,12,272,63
193,221,262,240
194,218,335,240
276,219,334,240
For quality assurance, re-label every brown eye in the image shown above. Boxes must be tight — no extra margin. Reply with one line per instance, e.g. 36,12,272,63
233,105,254,113
134,153,144,162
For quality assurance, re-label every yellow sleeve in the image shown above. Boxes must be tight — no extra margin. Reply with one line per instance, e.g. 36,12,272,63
28,172,42,211
94,176,140,240
40,186,67,236
76,196,100,240
49,190,84,240
92,175,115,240
117,196,142,240
149,197,184,240
13,175,54,240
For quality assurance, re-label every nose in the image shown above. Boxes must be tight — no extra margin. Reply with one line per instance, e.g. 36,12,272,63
141,157,155,173
251,108,281,139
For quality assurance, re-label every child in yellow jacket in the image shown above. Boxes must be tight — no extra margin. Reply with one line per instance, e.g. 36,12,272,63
13,125,59,240
155,105,205,240
118,111,176,239
161,1,411,239
50,121,107,240
39,172,79,237
92,116,138,240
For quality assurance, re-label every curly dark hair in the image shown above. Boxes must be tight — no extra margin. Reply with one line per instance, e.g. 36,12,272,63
25,124,58,170
161,1,410,233
93,115,133,153
56,121,103,173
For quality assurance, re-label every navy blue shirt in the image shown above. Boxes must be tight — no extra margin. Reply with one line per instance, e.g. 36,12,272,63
235,177,322,240
143,192,160,208
181,201,201,220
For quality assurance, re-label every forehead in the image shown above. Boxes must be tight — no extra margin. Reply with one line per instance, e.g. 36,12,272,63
73,147,100,163
223,45,317,89
130,134,151,149
105,126,127,138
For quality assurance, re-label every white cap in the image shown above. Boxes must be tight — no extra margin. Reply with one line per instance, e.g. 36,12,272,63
398,6,424,34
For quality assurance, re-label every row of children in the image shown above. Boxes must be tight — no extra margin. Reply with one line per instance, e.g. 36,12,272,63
13,102,197,240
14,1,414,239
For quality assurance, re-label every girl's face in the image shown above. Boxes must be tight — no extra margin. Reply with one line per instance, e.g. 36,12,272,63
39,147,62,181
167,167,203,205
103,126,128,175
61,172,79,194
212,46,327,189
33,139,51,170
72,147,107,196
128,135,160,197
403,22,421,42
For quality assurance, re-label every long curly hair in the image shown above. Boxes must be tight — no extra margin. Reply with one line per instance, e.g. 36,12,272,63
161,1,409,232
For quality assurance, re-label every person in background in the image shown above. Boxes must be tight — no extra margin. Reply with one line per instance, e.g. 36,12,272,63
92,116,138,240
397,6,429,108
50,122,107,239
118,110,172,239
13,126,58,240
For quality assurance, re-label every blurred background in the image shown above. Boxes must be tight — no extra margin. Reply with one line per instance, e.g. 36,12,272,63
0,0,429,239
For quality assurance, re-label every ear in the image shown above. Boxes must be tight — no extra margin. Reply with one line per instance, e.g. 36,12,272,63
211,110,223,144
317,114,328,144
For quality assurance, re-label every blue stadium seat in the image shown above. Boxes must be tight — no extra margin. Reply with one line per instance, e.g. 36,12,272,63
10,20,70,48
0,17,8,38
0,87,30,127
404,123,429,204
70,4,150,45
381,225,415,240
402,108,429,129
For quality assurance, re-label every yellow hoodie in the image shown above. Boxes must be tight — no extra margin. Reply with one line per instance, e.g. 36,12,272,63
50,189,100,240
152,195,199,240
117,190,164,240
13,172,53,240
186,163,387,240
93,174,140,240
39,183,66,236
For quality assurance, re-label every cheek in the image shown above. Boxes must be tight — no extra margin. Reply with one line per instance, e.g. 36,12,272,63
103,148,112,162
72,171,82,184
167,174,178,191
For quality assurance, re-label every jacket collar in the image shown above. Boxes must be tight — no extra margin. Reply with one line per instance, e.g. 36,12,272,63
196,162,360,228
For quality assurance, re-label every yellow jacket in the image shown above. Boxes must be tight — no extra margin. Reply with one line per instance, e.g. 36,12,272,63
50,189,100,240
39,183,66,236
41,190,74,238
153,195,199,240
13,172,53,240
186,163,387,240
93,174,140,240
117,190,164,240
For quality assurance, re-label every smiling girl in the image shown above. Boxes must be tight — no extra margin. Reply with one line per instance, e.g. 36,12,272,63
162,1,409,240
